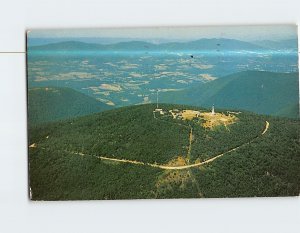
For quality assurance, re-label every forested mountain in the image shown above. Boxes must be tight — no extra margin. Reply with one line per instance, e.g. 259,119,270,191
27,38,263,51
29,104,300,200
28,87,111,126
160,71,299,118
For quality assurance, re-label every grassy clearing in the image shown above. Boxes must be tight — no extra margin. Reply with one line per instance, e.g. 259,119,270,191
200,112,237,129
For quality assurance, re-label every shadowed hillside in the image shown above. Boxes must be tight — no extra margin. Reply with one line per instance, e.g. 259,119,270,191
28,87,111,126
160,71,299,118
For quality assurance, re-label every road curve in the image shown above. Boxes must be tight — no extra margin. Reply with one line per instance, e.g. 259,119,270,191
98,121,270,170
262,121,269,135
33,121,270,171
99,138,249,170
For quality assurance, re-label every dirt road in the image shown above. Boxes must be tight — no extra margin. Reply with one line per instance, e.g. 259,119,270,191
32,112,270,171
186,127,193,162
97,121,270,170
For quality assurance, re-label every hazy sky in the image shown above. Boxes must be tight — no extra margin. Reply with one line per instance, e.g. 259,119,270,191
28,25,297,43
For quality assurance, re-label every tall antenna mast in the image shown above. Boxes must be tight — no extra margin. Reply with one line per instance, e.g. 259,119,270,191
156,89,159,109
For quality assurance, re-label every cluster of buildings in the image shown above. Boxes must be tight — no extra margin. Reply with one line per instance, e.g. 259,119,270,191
153,90,216,121
154,105,216,120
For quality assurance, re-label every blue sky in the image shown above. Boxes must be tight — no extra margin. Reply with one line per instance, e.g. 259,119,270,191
28,25,297,43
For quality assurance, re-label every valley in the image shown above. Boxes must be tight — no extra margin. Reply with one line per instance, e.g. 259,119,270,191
27,40,299,118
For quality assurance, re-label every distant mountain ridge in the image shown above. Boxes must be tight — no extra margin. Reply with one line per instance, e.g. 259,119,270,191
28,38,267,51
160,71,299,118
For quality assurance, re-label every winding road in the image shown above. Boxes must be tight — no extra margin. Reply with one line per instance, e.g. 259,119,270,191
32,112,270,171
97,120,270,170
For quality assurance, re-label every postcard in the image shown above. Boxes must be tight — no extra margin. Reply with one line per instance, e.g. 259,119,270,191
27,25,299,200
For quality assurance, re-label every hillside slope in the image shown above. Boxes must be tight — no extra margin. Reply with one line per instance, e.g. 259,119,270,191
28,87,111,126
252,39,298,50
29,104,300,200
160,71,299,118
